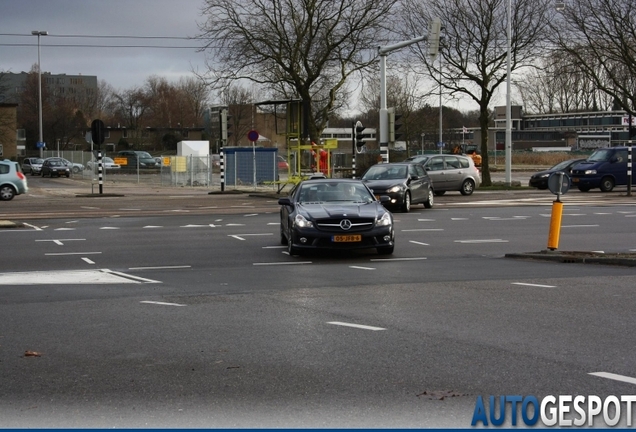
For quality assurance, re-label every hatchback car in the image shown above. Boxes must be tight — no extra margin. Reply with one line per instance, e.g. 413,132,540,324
408,154,481,196
87,157,121,171
528,158,587,189
361,162,434,212
41,158,71,178
278,179,395,256
0,160,28,200
21,157,44,176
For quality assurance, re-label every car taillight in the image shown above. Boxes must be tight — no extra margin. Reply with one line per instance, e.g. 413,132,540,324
17,172,26,180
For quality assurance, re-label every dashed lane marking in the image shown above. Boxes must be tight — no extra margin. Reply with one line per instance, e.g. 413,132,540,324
0,269,160,285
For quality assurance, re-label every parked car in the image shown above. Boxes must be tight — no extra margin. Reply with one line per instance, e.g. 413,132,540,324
87,157,121,171
41,158,71,178
361,162,434,212
278,178,395,256
21,157,44,176
0,160,28,200
59,158,84,173
278,155,289,171
528,158,587,189
571,147,636,192
117,150,158,169
409,154,481,196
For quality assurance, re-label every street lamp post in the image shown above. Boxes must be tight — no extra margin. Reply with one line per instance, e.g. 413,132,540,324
32,30,48,158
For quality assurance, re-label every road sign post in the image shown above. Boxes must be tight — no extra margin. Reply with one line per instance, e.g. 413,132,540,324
91,119,106,195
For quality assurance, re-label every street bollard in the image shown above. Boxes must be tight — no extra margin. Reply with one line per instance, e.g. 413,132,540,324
547,200,563,250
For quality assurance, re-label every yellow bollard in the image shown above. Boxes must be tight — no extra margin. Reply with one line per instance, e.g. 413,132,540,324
547,200,564,250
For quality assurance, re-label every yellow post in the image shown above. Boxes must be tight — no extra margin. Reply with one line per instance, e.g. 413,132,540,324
547,200,564,250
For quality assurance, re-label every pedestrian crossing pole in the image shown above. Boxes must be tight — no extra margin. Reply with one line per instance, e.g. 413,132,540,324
351,122,356,178
628,141,632,197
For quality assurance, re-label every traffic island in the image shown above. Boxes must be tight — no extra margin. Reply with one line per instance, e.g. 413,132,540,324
505,250,636,267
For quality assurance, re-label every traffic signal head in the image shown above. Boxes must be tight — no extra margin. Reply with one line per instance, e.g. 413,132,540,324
388,109,403,142
355,121,366,148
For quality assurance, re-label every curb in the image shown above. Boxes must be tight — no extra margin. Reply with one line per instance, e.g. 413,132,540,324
505,250,636,267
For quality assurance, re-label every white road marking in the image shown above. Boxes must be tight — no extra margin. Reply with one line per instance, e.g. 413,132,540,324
267,223,280,225
370,257,427,261
140,301,186,307
417,218,436,221
594,212,612,215
199,206,219,209
128,265,191,270
181,224,210,228
511,282,556,288
143,226,163,228
65,220,78,224
0,269,157,285
36,239,85,246
455,239,508,243
253,261,312,266
45,251,102,256
483,216,530,220
54,228,76,231
451,218,469,220
401,228,444,232
82,258,95,264
80,206,100,210
226,223,245,226
244,214,258,217
589,372,636,385
327,322,386,331
229,233,273,241
409,240,430,246
100,227,120,230
562,225,599,228
263,246,286,249
349,266,375,270
22,223,42,231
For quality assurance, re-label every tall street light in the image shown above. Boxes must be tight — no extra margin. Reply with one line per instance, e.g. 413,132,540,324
505,0,512,186
32,30,48,158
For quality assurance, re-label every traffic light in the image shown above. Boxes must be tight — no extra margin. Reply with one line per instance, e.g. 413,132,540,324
220,108,233,143
388,108,403,142
428,17,441,59
355,121,366,148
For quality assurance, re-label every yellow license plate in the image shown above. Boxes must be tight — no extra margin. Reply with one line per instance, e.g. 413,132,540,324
332,235,362,242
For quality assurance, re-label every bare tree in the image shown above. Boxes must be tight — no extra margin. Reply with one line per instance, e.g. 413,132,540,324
197,0,396,143
111,88,148,148
550,0,636,128
218,84,256,146
401,0,552,185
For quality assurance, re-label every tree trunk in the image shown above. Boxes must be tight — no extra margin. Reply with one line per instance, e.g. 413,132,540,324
478,105,492,186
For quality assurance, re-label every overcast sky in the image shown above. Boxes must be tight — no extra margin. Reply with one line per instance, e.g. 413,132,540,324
0,0,208,91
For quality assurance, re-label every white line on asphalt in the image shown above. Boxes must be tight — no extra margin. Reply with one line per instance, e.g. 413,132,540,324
199,206,219,209
483,216,530,220
267,222,280,225
451,218,469,220
66,220,78,224
591,250,605,253
45,251,102,256
244,214,258,217
409,241,430,246
263,246,286,249
562,225,599,228
128,265,191,270
22,223,42,231
229,233,273,241
181,224,211,228
100,227,120,230
455,239,509,243
327,322,386,331
594,212,612,215
401,228,444,232
226,223,245,226
103,270,160,283
82,258,95,264
80,206,100,210
370,257,428,261
349,266,375,270
417,218,436,221
140,301,186,307
564,213,586,216
511,282,556,288
143,226,163,228
36,239,85,245
253,261,312,266
54,228,76,231
589,372,636,385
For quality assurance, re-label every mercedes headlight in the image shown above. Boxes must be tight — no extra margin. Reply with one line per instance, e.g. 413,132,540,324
294,214,314,228
376,212,392,227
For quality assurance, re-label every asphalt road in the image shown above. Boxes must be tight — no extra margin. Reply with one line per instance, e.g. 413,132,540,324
1,175,636,427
